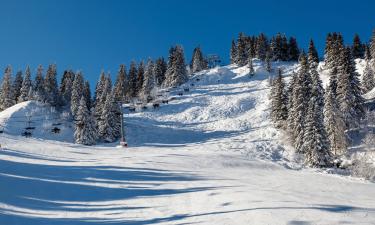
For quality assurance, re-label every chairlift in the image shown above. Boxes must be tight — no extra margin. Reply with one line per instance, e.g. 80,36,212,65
22,131,32,138
25,126,36,130
51,127,61,134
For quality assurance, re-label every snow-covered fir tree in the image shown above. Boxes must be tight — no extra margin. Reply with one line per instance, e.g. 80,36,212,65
336,47,365,129
142,59,156,100
230,39,237,64
136,61,145,96
60,70,75,106
18,66,32,103
113,64,128,103
256,33,268,61
94,71,106,105
265,52,272,73
248,58,255,76
0,66,15,111
12,70,23,103
308,39,319,65
288,53,312,152
324,69,348,156
270,68,288,128
83,80,91,110
109,89,122,140
288,37,300,61
370,29,375,60
351,34,364,59
163,45,188,87
44,64,60,106
98,90,119,142
191,46,207,73
154,57,167,86
364,45,371,60
362,61,375,93
127,61,138,99
236,33,248,66
71,71,84,118
33,65,45,102
74,96,97,145
95,75,112,127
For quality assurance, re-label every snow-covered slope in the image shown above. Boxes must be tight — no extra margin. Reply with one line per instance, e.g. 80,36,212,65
1,60,375,224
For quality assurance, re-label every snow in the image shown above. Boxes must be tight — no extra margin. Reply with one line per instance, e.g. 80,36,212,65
0,61,374,224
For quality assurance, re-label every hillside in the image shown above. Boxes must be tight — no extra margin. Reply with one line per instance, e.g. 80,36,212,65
0,60,375,224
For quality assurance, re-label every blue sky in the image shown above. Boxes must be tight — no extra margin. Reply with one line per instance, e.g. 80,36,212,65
0,0,374,86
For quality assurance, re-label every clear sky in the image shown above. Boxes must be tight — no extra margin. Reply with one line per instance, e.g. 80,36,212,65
0,0,374,86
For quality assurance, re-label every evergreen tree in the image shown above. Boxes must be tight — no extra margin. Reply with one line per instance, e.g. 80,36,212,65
270,33,283,61
95,75,112,123
362,61,375,93
364,44,371,60
163,45,188,87
60,70,75,106
94,71,106,105
83,80,92,109
154,57,167,86
12,70,23,103
109,89,122,140
248,58,255,76
236,33,248,66
352,34,364,59
44,64,60,106
128,61,138,98
191,46,207,73
0,66,15,110
71,71,84,118
18,66,32,103
281,34,289,61
136,61,145,96
289,53,312,152
265,51,272,73
288,37,300,61
336,47,365,129
370,29,375,60
74,96,97,145
230,39,237,64
256,33,268,61
308,39,319,65
113,64,128,103
270,68,288,128
98,90,116,142
33,65,45,102
142,59,156,100
324,70,348,156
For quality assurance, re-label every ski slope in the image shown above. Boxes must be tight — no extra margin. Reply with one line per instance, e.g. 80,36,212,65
1,60,375,224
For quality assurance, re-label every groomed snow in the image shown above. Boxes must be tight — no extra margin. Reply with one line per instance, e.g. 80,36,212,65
0,60,374,224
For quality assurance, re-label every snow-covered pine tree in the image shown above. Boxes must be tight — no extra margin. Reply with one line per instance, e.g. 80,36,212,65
74,96,97,145
370,29,375,60
281,34,289,61
256,33,268,61
98,90,115,142
60,70,75,106
247,36,256,60
191,46,206,73
94,71,106,105
270,68,288,128
324,69,348,156
236,33,248,66
136,61,145,96
95,75,112,126
270,33,282,61
83,80,92,109
142,59,156,100
324,33,333,68
12,70,23,103
154,57,167,86
265,51,272,73
44,64,60,106
71,71,84,118
0,66,15,111
163,45,188,87
290,53,312,152
364,45,371,60
336,47,365,129
109,89,122,140
33,65,46,102
113,64,128,103
308,39,319,65
248,58,255,76
288,37,300,61
128,61,138,99
352,34,364,59
230,39,237,64
362,61,375,93
18,66,32,103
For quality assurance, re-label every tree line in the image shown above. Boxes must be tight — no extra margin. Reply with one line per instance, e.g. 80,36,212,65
270,31,375,167
0,45,208,145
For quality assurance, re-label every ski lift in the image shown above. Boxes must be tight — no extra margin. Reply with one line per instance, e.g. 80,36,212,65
51,127,61,134
22,131,32,138
25,126,36,130
52,123,62,126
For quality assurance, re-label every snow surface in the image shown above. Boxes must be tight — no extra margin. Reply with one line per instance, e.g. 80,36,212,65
1,60,375,224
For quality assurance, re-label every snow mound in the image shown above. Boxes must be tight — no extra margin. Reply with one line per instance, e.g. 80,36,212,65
0,101,74,142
